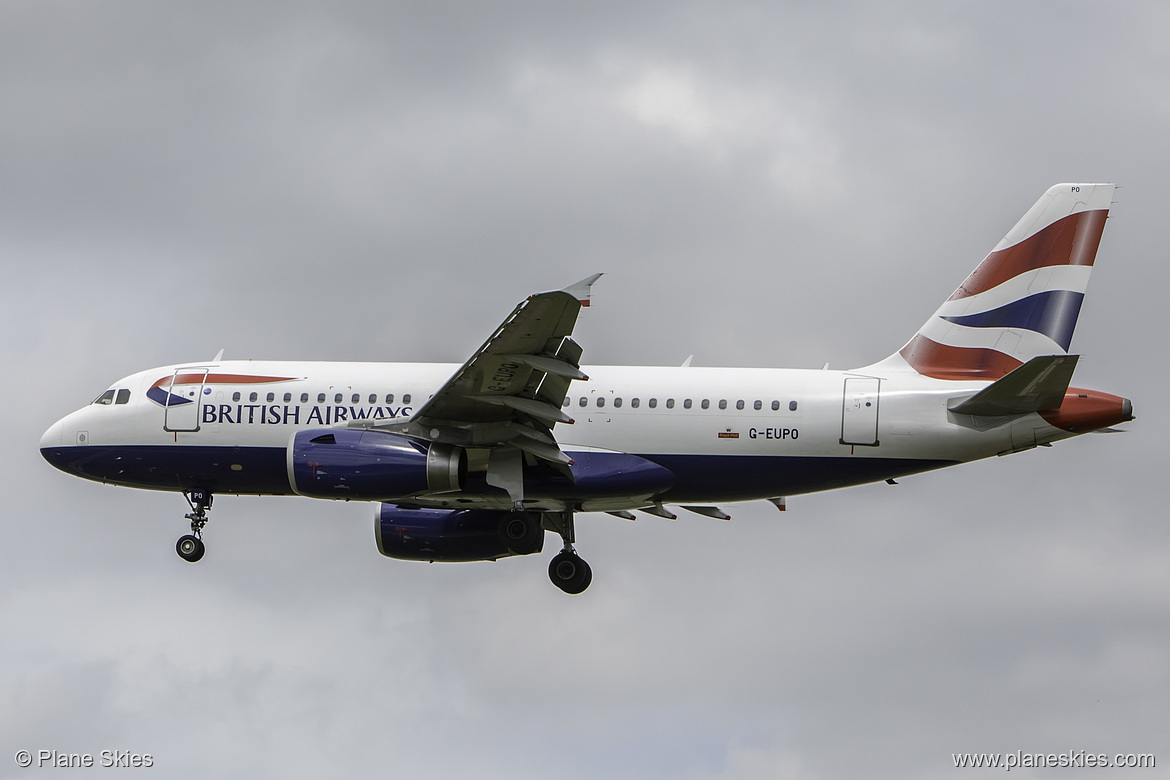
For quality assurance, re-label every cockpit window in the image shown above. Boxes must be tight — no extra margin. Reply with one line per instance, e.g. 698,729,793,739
92,389,116,405
115,389,131,405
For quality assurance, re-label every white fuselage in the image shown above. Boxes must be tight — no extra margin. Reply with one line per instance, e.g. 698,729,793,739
40,358,1077,511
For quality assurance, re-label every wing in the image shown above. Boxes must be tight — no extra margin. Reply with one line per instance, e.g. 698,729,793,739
358,274,601,471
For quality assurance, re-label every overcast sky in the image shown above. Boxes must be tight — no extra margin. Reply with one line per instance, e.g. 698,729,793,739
4,2,1168,778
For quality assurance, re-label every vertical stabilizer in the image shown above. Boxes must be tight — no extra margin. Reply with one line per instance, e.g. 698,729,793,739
889,183,1114,379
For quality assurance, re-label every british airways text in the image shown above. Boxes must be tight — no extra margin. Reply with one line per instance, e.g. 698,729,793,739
201,404,413,426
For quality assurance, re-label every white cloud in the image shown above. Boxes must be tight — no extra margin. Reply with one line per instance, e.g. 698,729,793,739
614,62,840,196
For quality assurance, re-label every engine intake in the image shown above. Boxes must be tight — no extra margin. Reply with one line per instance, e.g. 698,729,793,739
375,505,545,562
288,429,465,500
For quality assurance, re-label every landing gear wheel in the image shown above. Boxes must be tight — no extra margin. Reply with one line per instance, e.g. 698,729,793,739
176,489,212,563
176,534,205,563
549,550,592,594
499,512,544,555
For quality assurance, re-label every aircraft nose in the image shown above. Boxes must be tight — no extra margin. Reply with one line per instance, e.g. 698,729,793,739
40,418,64,451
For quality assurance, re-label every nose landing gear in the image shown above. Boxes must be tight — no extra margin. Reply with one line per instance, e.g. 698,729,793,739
176,489,211,563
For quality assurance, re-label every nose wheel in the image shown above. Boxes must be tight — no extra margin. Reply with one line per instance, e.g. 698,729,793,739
176,534,205,562
177,489,212,563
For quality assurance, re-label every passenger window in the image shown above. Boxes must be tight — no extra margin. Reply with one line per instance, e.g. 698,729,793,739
790,401,798,411
683,399,692,409
233,392,241,402
718,399,727,410
352,393,360,404
579,397,588,407
284,392,292,403
267,392,275,403
772,400,780,411
563,398,571,407
614,398,622,408
334,393,343,403
317,393,326,403
631,398,640,408
754,400,762,411
597,397,605,408
403,394,412,404
736,400,745,410
648,398,657,409
368,394,377,404
115,389,131,405
701,399,710,410
248,392,257,402
385,393,395,404
666,398,675,409
301,393,309,403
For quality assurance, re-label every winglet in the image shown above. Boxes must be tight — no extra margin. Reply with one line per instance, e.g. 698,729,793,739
562,273,603,307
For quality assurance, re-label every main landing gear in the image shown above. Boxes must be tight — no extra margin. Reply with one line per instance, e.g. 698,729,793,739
545,511,592,594
176,489,212,563
549,548,592,594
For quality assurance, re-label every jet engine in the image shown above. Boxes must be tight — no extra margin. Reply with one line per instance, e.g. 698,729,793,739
375,505,545,562
288,429,465,500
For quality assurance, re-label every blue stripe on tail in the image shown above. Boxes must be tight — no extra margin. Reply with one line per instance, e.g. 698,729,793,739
941,289,1084,351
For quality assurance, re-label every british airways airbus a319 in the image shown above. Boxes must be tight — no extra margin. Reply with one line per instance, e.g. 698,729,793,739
41,184,1133,593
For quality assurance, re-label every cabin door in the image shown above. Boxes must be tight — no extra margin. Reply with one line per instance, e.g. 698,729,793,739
841,376,880,446
163,369,209,432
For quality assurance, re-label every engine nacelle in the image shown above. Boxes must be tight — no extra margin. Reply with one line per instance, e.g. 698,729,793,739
288,429,465,500
375,505,545,562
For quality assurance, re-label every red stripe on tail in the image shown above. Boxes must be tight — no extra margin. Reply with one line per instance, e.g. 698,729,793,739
949,210,1107,301
899,334,1023,380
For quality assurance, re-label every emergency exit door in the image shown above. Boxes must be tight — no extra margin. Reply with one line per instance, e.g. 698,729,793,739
841,376,880,446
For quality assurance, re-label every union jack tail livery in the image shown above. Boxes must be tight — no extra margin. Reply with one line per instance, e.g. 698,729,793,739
892,183,1114,380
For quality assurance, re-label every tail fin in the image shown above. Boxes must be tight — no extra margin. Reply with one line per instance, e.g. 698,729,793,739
890,183,1114,380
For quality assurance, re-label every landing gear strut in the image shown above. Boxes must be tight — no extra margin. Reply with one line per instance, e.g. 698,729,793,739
545,511,592,594
176,489,212,563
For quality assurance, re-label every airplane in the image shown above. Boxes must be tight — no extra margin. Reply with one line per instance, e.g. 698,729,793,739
40,183,1133,594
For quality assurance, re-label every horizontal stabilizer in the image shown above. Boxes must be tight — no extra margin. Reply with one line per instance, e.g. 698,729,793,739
949,354,1079,416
